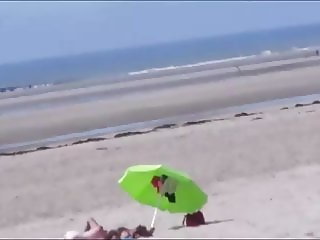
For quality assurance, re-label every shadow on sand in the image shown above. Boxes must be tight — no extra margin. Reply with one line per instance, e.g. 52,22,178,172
169,219,234,230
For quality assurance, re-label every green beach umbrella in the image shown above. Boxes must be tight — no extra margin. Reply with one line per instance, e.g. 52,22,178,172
118,164,207,227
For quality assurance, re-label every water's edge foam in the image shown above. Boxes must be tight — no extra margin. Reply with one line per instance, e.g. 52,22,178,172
128,47,319,76
1,47,319,94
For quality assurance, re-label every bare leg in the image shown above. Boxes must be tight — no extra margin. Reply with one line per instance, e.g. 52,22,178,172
84,221,90,232
81,219,108,239
87,217,100,229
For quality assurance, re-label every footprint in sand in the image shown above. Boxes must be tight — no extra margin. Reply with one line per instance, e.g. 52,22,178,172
96,147,108,151
234,112,259,118
305,232,314,237
252,117,263,121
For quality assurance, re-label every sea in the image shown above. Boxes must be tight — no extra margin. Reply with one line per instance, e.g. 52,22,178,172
1,23,320,91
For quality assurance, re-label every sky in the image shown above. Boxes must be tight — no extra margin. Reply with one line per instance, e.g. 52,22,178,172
1,1,320,65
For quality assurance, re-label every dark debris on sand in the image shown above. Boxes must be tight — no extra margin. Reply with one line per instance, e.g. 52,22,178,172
36,146,52,150
182,120,212,126
114,131,152,138
295,103,306,108
282,100,320,110
0,150,35,156
234,112,257,117
212,118,227,121
72,137,106,145
0,144,69,156
295,100,320,108
152,124,177,131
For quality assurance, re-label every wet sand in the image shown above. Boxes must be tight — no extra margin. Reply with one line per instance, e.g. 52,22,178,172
1,57,320,149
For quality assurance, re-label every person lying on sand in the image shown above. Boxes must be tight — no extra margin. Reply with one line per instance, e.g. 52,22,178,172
118,225,155,239
64,217,108,239
64,218,155,239
117,227,133,239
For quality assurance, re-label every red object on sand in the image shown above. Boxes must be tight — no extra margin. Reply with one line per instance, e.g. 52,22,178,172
183,211,206,227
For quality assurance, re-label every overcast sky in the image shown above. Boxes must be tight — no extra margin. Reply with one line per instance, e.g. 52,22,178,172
1,1,320,65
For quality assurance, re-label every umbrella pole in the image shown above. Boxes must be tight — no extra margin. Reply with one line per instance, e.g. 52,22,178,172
150,207,158,228
151,196,161,228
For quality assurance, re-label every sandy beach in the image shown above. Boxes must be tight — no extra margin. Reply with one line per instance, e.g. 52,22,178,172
1,56,320,238
0,97,320,237
0,101,320,238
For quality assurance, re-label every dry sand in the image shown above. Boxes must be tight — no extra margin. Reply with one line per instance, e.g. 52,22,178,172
0,102,319,238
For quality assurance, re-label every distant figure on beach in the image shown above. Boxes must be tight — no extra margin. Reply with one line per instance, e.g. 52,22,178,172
235,66,242,73
316,50,319,56
64,217,155,239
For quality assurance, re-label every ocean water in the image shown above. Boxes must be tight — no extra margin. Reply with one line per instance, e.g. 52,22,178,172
1,23,320,89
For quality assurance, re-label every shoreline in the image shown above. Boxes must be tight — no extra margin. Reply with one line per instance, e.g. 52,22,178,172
2,57,320,116
1,95,319,155
1,49,319,101
2,55,320,154
128,47,319,77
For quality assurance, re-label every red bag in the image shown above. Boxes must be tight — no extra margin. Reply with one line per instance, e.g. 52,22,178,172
182,211,205,227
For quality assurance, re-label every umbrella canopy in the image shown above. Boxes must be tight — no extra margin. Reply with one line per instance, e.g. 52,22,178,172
118,164,207,213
